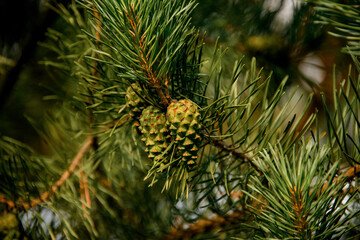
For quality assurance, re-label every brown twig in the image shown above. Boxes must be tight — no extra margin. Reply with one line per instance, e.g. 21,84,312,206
92,7,101,44
79,167,86,213
0,137,94,211
290,186,307,235
90,6,101,78
76,5,102,219
321,164,360,193
342,164,360,181
209,137,260,172
161,211,248,240
79,162,92,219
125,7,171,106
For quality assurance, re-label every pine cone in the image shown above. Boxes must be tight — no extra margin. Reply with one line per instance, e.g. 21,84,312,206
167,99,201,165
139,106,170,162
125,83,146,119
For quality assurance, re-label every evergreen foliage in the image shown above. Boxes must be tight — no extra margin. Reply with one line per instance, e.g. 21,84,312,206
1,0,360,239
312,0,360,55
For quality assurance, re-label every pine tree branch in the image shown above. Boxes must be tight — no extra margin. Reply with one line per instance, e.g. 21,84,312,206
321,163,360,193
92,6,101,45
290,186,308,236
125,7,171,106
79,7,100,218
0,137,94,211
161,211,248,240
209,138,260,172
344,164,360,181
79,166,91,219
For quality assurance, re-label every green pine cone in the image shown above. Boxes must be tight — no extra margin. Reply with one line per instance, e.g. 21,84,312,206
139,106,170,162
125,83,146,119
166,99,201,165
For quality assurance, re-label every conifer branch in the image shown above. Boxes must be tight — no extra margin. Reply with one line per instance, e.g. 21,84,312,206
161,211,248,240
92,6,101,45
78,6,101,219
209,137,260,172
125,7,171,106
321,163,360,193
344,164,360,181
0,137,93,211
290,186,307,236
79,166,91,219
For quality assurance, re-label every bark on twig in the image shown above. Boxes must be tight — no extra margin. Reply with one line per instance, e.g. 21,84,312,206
125,7,171,106
161,211,248,240
0,137,93,211
210,137,260,172
321,164,360,193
